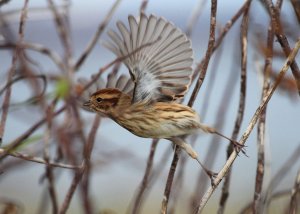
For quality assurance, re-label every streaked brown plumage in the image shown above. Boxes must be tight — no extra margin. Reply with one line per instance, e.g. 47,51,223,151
84,88,201,139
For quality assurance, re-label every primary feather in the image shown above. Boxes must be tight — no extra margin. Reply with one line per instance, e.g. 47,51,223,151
104,13,193,103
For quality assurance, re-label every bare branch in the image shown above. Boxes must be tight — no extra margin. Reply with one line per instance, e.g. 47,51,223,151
0,148,81,169
218,2,251,213
263,0,300,95
252,19,274,213
0,0,29,145
131,139,159,214
194,37,300,213
188,0,217,107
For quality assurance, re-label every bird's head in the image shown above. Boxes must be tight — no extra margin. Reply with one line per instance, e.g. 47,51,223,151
83,88,131,115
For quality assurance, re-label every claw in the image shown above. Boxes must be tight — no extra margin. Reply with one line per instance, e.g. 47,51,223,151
211,129,248,157
207,170,217,187
211,178,216,187
232,141,248,157
196,158,218,186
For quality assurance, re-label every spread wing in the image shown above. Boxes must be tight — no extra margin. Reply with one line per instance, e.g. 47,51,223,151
77,67,134,111
103,13,193,103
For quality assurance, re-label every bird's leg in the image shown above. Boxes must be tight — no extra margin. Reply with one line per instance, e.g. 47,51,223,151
199,124,247,156
170,137,217,185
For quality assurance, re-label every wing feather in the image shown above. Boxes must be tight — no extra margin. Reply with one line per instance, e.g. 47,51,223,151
104,13,193,103
117,21,131,55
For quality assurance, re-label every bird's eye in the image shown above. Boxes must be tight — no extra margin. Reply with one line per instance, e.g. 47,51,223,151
96,97,103,102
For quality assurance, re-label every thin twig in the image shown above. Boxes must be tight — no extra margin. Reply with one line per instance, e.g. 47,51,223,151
131,139,159,214
171,32,225,213
288,170,300,214
80,115,101,214
45,163,58,214
185,0,207,37
213,0,252,53
0,148,81,169
197,28,224,121
58,113,99,214
194,37,300,213
218,2,250,213
0,74,46,96
129,145,173,211
0,0,29,145
189,39,238,211
47,0,72,65
160,146,181,214
239,190,290,213
168,152,190,214
0,42,66,71
160,0,218,212
262,0,300,95
0,106,66,161
58,166,85,214
290,0,300,24
252,21,274,214
191,0,252,82
263,143,300,209
139,0,149,14
188,0,217,107
74,0,122,71
42,99,59,214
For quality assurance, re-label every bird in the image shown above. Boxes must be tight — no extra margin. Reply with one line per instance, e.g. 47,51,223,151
83,13,243,180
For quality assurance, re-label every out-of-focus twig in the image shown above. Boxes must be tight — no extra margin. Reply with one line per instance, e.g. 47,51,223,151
191,0,252,81
128,144,173,213
0,148,81,169
0,74,46,97
58,112,100,214
263,143,300,210
74,0,122,71
0,106,66,161
194,37,300,213
47,0,72,68
80,115,101,214
252,19,274,213
131,139,159,214
139,0,149,14
0,0,29,146
42,99,59,214
289,170,300,214
262,0,300,96
290,0,300,25
58,166,85,214
213,0,252,53
0,42,66,72
239,190,290,213
185,0,207,37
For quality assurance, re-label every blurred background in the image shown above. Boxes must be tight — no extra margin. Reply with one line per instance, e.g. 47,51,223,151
0,0,300,213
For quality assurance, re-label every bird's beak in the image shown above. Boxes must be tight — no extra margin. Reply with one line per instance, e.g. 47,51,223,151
83,100,91,107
